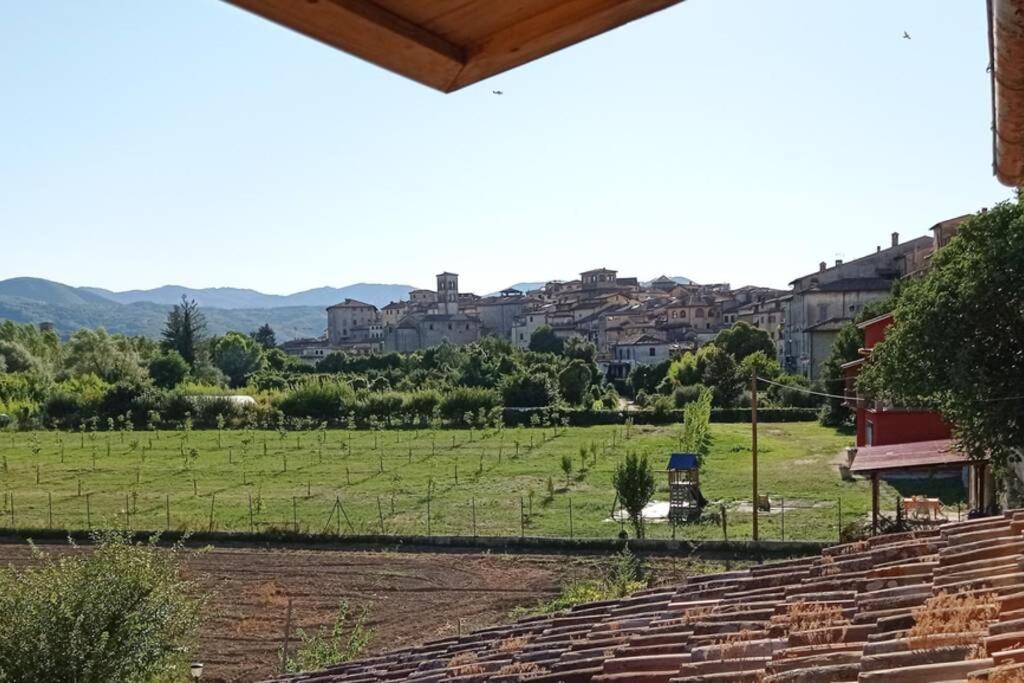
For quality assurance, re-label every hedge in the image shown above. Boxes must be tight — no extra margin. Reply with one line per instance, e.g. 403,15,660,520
501,407,818,427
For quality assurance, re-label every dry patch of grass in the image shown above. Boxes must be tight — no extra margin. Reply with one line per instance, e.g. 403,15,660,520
495,661,544,675
448,651,485,675
908,591,999,651
496,635,530,652
772,601,850,646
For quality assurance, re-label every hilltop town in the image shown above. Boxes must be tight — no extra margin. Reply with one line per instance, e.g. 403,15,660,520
283,217,966,381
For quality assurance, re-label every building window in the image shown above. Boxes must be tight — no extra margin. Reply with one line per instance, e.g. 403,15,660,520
695,308,705,318
448,323,453,330
649,347,656,357
519,333,523,340
429,324,434,330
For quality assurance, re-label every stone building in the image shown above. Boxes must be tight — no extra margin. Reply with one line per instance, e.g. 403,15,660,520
782,232,933,379
383,272,483,352
326,299,381,345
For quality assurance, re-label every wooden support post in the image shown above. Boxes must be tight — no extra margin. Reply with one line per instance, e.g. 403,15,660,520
721,504,728,542
208,494,216,532
281,598,293,674
871,474,879,535
377,496,385,535
520,496,525,538
166,494,171,530
471,498,477,536
780,496,785,541
751,369,759,542
568,497,573,539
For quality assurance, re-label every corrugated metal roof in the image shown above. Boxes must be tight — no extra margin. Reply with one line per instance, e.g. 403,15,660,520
849,439,972,473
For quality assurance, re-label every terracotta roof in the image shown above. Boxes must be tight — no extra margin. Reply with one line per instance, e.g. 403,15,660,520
850,439,972,474
326,298,376,310
266,511,1024,683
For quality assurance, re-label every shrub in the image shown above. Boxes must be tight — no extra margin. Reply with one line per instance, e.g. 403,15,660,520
673,383,708,408
0,532,203,682
277,380,355,422
403,390,441,422
439,387,501,425
500,372,558,408
285,601,372,674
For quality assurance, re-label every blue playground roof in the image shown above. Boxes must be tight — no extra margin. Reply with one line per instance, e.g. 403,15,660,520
667,453,700,470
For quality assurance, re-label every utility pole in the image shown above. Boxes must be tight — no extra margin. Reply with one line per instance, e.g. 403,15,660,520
752,368,759,542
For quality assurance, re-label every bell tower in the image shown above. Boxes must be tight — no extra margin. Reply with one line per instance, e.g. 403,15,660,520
436,272,459,315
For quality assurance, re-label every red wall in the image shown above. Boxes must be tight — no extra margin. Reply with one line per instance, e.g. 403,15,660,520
861,409,952,447
862,315,892,350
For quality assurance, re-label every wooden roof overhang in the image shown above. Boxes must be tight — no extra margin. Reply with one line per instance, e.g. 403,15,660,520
223,0,685,92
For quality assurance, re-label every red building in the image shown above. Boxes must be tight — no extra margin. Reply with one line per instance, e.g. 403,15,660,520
842,312,952,448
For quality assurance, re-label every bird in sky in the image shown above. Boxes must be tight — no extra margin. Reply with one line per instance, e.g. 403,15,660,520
903,31,911,40
492,90,503,95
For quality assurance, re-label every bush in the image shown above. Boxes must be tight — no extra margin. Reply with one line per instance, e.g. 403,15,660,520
439,387,501,425
500,372,558,408
0,532,203,682
284,601,372,674
403,390,441,422
277,380,355,423
673,383,708,408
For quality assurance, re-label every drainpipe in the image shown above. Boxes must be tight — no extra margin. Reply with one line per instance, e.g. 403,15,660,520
991,0,1024,186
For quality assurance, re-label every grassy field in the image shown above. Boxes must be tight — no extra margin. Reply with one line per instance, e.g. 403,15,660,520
0,423,954,541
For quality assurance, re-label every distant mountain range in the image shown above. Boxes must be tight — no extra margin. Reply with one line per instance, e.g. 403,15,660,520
80,282,415,309
0,277,415,341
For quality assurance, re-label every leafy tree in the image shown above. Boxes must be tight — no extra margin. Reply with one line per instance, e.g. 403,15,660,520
859,202,1024,468
612,452,656,539
714,322,775,361
0,532,203,682
250,323,277,350
210,332,265,388
738,350,782,381
148,351,190,389
680,386,714,463
818,298,894,426
0,341,37,374
500,372,558,408
529,325,564,355
563,336,597,363
62,328,148,385
558,359,593,405
626,359,673,397
161,295,206,367
560,453,573,487
700,345,743,407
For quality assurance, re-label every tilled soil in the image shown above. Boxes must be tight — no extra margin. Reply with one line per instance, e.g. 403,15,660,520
0,542,645,682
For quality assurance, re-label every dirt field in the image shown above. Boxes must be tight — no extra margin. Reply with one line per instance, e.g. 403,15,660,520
0,541,725,682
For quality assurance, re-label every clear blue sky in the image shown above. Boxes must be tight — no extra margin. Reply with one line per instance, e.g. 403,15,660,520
0,1,1011,295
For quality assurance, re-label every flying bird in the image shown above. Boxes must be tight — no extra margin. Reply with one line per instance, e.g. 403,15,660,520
492,90,503,95
903,31,911,40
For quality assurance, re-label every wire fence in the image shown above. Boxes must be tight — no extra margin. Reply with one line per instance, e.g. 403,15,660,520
0,488,944,543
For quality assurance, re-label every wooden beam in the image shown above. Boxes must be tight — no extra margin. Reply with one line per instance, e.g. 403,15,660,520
447,0,686,91
225,0,466,91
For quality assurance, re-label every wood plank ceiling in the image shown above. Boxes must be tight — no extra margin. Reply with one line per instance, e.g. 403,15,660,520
223,0,686,92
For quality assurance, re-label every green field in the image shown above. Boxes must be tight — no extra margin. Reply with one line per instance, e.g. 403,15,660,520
0,423,942,541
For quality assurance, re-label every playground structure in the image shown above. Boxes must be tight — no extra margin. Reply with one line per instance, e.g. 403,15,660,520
667,453,706,523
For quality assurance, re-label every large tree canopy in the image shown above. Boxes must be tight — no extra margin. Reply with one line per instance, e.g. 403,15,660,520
714,322,775,361
859,202,1024,467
